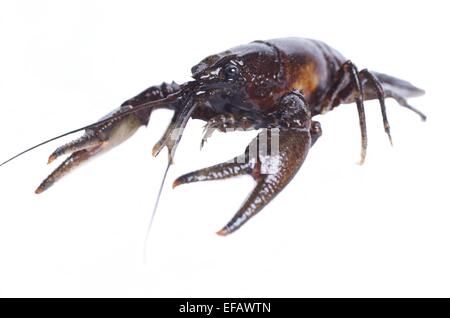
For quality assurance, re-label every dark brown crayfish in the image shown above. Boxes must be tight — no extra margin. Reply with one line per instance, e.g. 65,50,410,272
1,37,426,235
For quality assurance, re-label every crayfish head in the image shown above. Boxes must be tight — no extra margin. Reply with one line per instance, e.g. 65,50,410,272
190,41,287,115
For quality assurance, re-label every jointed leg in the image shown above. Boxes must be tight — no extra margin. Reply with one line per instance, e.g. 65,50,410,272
346,62,368,164
200,113,261,149
360,69,393,145
321,61,372,164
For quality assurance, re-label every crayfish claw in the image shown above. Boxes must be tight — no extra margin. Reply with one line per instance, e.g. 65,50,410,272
36,108,143,193
173,160,253,188
175,91,317,235
47,132,103,164
175,126,314,234
35,147,100,194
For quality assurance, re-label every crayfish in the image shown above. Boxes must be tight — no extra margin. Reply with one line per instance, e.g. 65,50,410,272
1,38,425,235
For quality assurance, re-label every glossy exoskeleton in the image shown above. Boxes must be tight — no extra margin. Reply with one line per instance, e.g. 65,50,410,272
3,38,425,235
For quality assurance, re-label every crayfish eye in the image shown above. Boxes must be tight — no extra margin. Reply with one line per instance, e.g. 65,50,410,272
224,64,239,80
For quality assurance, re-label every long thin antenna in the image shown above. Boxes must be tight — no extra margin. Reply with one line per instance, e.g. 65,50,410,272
0,94,181,167
143,161,171,263
0,123,103,167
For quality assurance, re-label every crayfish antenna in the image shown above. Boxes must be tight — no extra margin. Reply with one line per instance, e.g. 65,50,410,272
144,97,198,262
0,95,180,168
143,161,171,263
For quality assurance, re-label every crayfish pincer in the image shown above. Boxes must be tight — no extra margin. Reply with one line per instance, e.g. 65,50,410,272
1,37,425,236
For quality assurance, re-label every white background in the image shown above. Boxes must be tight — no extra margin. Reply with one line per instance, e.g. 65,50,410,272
0,0,448,297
